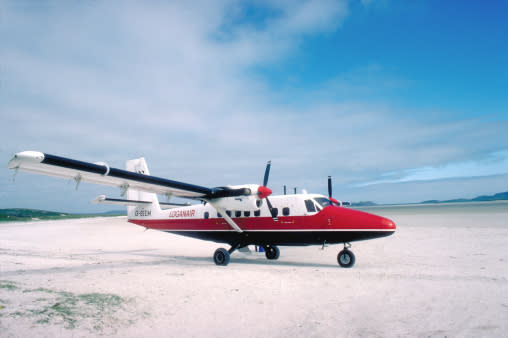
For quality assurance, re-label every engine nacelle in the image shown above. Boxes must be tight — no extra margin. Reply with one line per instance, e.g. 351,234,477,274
211,195,260,211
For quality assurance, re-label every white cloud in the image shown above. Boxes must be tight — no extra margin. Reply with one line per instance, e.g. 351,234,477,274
272,0,348,35
1,0,508,211
358,150,508,187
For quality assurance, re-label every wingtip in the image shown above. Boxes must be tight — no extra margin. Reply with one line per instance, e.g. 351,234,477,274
8,151,45,169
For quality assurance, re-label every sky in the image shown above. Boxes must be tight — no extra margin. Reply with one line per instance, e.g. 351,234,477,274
1,0,508,212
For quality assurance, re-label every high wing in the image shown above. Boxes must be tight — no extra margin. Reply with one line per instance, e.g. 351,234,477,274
8,151,248,200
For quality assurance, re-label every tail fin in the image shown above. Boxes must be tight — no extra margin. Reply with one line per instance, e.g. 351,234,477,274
125,157,162,219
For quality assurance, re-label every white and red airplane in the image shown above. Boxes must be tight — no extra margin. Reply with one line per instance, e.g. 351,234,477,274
8,151,396,267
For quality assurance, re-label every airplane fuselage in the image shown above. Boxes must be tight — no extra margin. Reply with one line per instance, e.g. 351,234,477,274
128,193,396,247
8,151,396,267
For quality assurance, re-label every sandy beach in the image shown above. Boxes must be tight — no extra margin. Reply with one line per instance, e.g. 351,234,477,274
1,203,507,337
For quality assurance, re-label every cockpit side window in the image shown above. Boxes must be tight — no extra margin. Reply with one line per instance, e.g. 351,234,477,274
314,197,332,208
305,199,316,212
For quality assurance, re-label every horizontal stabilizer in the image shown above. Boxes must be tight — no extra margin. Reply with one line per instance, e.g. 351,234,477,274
92,195,151,207
92,195,190,209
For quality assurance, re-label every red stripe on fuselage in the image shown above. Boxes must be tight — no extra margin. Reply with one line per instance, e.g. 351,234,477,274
129,206,396,232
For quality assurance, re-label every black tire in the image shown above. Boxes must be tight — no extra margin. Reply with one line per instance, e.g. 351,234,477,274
214,248,230,266
264,245,280,260
337,249,355,268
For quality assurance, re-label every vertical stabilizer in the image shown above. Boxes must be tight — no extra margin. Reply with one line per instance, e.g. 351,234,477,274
125,157,162,219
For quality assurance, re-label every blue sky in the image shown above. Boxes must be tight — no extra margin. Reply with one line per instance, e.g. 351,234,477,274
1,0,507,212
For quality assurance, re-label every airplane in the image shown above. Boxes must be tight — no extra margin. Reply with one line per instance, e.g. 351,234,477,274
8,151,396,267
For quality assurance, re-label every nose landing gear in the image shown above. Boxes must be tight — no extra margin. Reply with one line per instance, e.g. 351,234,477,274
337,243,355,268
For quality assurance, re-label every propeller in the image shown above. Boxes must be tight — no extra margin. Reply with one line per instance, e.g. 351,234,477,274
257,161,272,199
328,176,340,206
257,161,277,220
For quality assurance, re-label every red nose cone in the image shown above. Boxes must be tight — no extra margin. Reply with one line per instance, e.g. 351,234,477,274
381,217,397,230
257,186,273,199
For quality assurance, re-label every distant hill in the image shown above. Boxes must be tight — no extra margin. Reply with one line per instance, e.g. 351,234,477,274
3,192,507,221
350,192,508,207
350,201,378,207
422,191,508,204
0,208,125,222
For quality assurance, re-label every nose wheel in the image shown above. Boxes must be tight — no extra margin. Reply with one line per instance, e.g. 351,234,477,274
337,243,355,268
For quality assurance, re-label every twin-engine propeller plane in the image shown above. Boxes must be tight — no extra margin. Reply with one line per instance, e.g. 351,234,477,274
8,151,396,267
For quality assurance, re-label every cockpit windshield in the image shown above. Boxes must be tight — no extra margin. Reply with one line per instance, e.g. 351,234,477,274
314,197,332,208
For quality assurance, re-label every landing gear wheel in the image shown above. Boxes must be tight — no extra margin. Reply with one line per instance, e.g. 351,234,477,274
264,245,280,260
337,249,355,268
214,248,230,266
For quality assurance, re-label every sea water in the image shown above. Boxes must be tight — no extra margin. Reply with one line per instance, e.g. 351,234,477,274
353,200,508,217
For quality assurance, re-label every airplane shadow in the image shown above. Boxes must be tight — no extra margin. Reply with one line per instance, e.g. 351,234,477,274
1,249,340,277
66,248,340,269
92,249,340,268
174,255,340,269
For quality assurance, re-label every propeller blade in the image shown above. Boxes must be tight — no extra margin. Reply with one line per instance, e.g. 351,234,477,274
328,175,340,206
258,161,273,199
260,160,276,219
263,161,271,187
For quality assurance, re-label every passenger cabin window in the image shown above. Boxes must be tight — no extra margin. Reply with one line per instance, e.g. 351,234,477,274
235,211,242,218
217,212,222,218
226,210,232,217
282,207,290,216
244,211,251,217
204,212,209,219
254,210,261,217
305,199,316,212
272,208,279,217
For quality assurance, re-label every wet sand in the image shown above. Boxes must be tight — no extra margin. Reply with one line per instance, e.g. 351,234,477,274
1,205,507,337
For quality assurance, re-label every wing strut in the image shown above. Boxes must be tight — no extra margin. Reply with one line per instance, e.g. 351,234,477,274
208,201,243,233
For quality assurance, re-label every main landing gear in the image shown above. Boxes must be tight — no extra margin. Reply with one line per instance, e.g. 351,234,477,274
264,245,280,260
213,248,230,266
213,244,280,266
213,243,356,267
337,243,355,268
